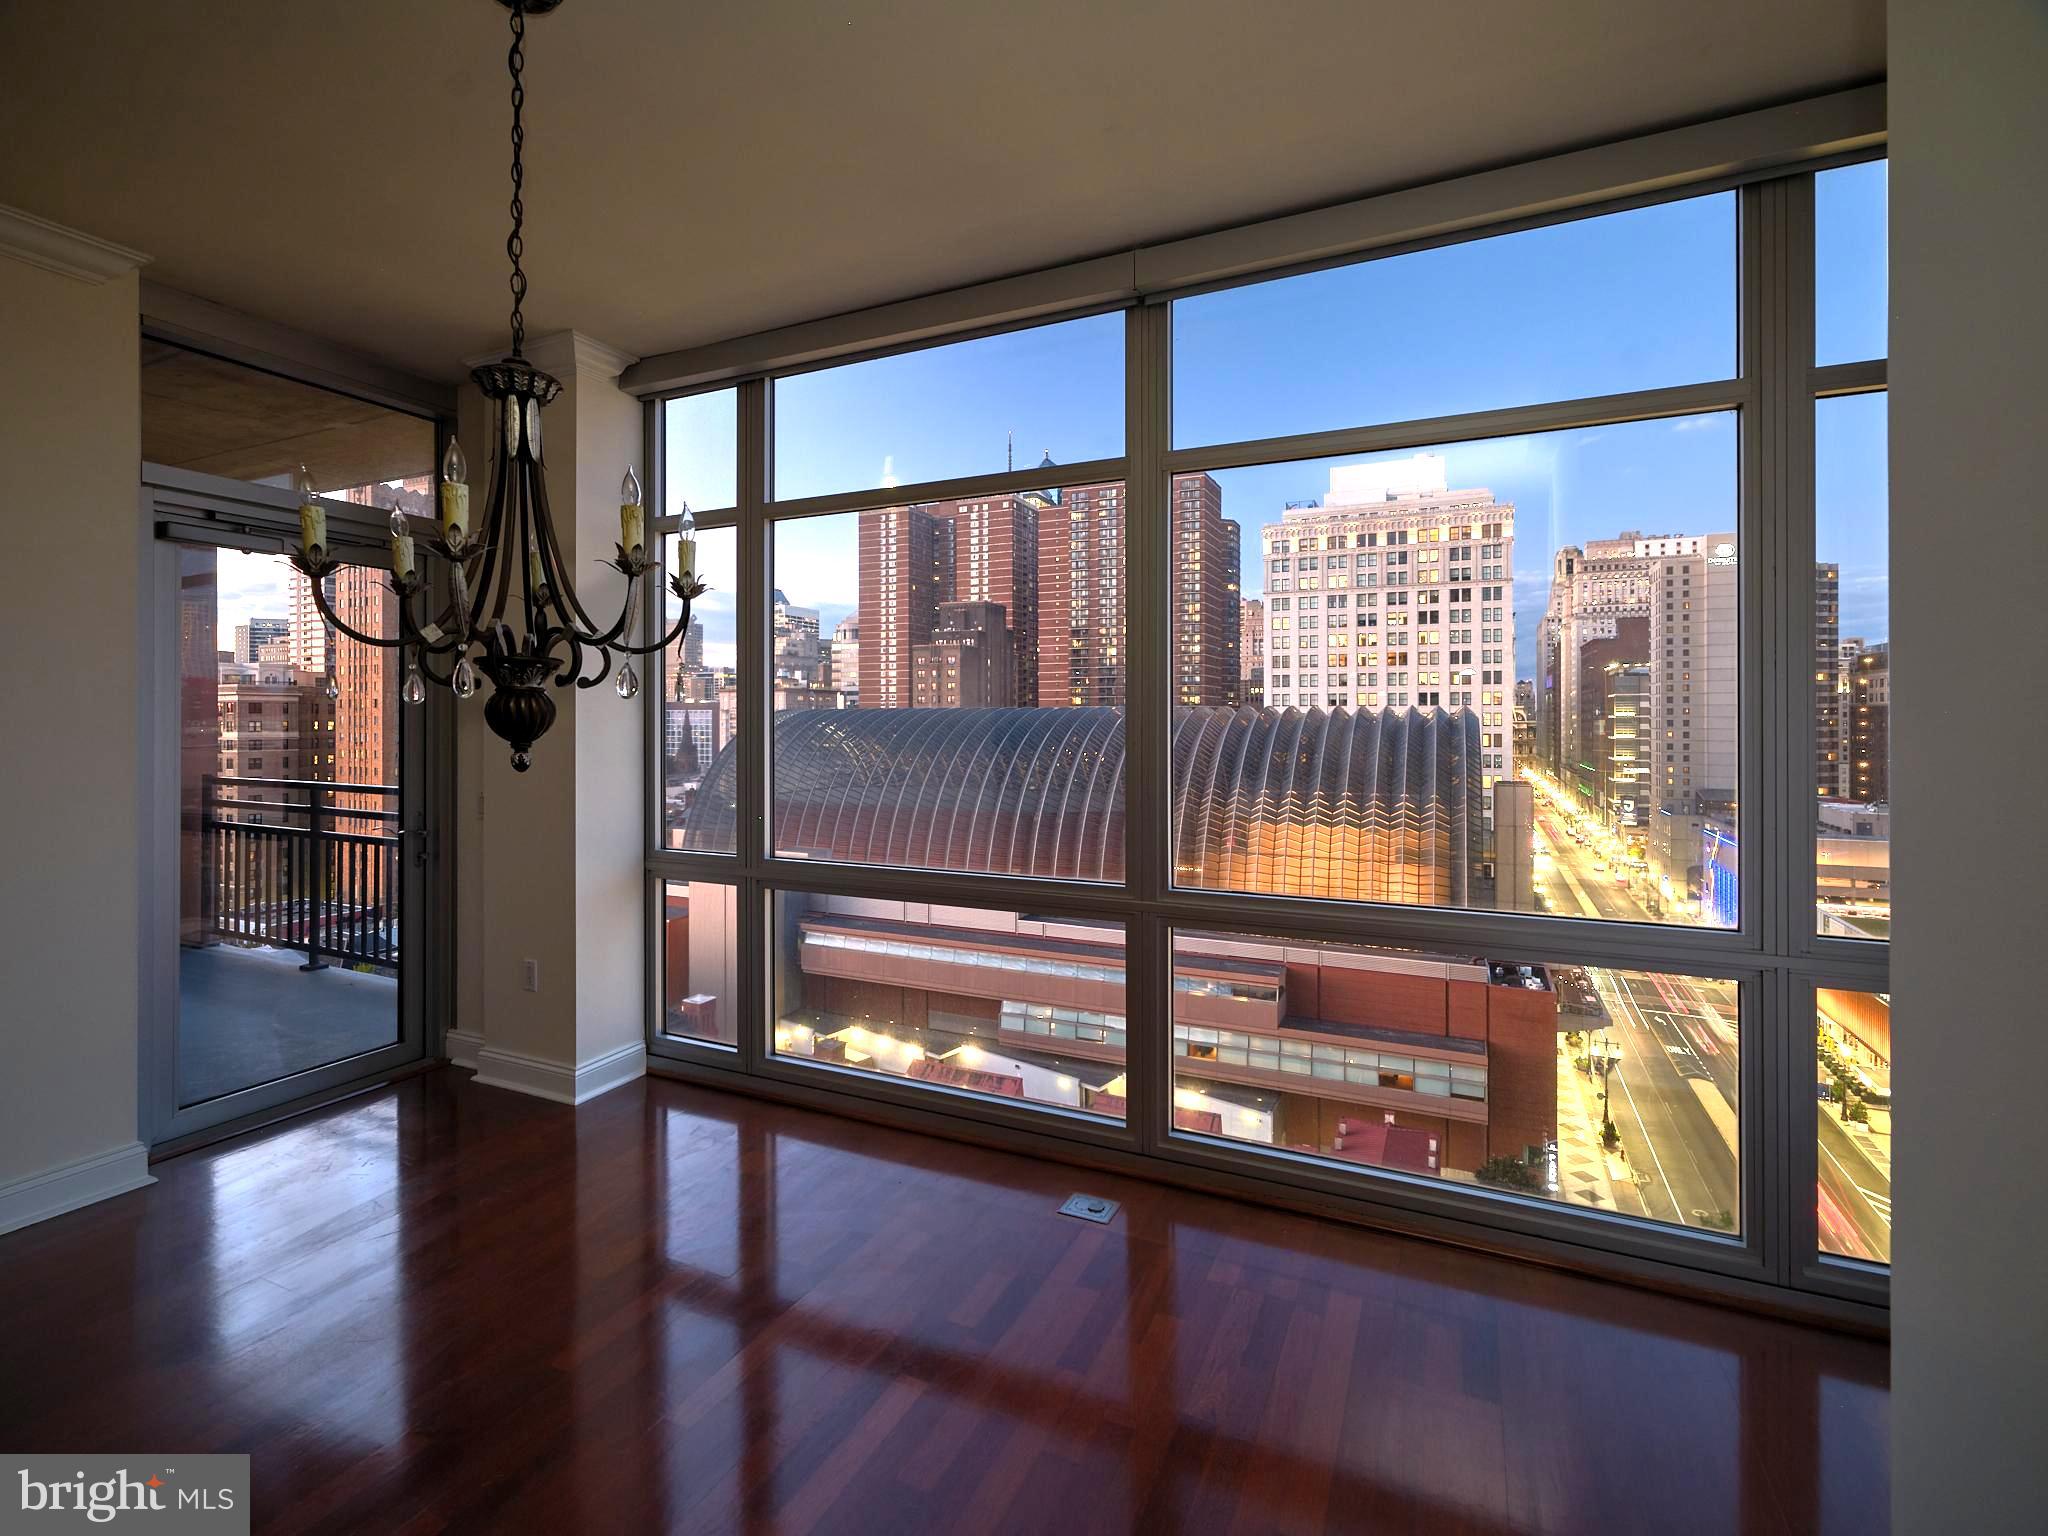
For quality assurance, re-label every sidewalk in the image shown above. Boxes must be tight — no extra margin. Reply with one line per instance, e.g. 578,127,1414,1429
1553,1047,1649,1218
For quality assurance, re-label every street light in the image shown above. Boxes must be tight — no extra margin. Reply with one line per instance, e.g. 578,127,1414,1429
1591,1030,1625,1144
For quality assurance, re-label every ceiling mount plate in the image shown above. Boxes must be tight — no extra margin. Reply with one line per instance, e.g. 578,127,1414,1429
497,0,565,13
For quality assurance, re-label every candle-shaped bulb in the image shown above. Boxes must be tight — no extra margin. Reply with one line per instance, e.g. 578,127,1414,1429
389,508,416,582
297,465,326,556
674,500,697,580
620,464,646,556
439,437,470,546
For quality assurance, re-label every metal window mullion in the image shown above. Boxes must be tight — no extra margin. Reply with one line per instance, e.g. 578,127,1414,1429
1811,359,1886,396
1125,301,1172,1156
767,457,1131,521
652,505,738,531
1147,884,1768,968
643,398,664,862
1163,378,1750,477
1744,176,1796,1284
735,376,772,1077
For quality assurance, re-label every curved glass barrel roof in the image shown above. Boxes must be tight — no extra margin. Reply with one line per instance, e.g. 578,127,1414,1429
688,705,1483,902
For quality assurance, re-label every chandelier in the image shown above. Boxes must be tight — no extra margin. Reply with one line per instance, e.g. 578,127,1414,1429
291,0,702,772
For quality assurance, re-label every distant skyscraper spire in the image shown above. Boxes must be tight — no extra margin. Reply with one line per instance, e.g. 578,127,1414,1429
1007,429,1014,473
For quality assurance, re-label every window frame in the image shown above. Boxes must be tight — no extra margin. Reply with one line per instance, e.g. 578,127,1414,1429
638,145,1890,1324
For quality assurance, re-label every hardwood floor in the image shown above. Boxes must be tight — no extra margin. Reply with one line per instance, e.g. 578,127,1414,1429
0,1069,1888,1534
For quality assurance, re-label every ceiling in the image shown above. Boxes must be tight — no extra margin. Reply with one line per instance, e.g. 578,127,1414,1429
140,340,436,488
0,1,1883,385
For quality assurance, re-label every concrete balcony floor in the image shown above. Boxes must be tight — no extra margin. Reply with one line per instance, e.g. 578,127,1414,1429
177,942,396,1106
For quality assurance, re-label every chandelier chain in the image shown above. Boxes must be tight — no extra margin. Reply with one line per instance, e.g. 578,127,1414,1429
506,2,528,357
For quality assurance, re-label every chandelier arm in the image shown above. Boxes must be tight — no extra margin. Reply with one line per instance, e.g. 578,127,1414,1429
572,637,618,691
515,469,542,637
410,588,475,655
298,566,405,651
615,591,696,658
533,494,607,641
478,432,521,639
571,578,640,651
548,626,586,689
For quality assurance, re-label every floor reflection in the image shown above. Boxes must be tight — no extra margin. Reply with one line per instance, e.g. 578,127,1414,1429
0,1072,1888,1535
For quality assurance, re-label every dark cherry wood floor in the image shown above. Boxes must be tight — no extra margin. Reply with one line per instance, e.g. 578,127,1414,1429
0,1069,1888,1534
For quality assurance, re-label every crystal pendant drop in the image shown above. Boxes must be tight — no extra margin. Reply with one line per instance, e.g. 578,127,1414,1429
402,666,427,706
615,660,640,700
452,656,479,699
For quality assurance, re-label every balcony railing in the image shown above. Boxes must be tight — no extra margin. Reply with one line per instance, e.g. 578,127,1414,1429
197,775,401,973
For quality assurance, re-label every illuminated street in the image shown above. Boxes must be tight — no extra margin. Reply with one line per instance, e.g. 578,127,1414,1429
1525,769,1741,1231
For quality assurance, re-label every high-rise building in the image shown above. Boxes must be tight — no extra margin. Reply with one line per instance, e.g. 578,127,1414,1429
1173,473,1240,706
912,601,1013,707
860,471,1237,712
1646,537,1739,899
830,616,860,703
1035,481,1124,706
936,491,1038,703
772,588,824,687
1239,597,1265,706
1565,616,1649,807
1847,641,1889,803
1262,454,1514,797
1815,562,1843,798
1597,662,1650,825
288,569,335,676
327,480,430,830
232,617,289,664
331,564,397,828
215,661,334,818
1535,535,1660,787
857,505,940,708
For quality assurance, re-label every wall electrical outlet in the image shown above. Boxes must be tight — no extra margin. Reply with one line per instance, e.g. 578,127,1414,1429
521,959,540,992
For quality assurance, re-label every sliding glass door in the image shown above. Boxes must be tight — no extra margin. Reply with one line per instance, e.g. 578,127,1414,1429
144,472,436,1141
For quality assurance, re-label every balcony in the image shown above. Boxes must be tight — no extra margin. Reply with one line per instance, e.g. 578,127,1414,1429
178,776,400,1104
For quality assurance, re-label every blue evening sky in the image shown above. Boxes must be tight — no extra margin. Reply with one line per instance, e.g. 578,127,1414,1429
669,167,1889,678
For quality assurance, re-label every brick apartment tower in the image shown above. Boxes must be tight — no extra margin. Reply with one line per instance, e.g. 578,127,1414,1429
1036,481,1125,705
1173,473,1241,707
864,471,1239,712
858,504,941,708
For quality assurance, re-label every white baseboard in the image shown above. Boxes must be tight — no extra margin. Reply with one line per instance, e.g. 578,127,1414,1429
0,1142,155,1236
470,1040,646,1106
443,1027,486,1071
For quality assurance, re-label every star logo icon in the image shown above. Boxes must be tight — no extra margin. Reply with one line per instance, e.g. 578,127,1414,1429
146,1476,164,1488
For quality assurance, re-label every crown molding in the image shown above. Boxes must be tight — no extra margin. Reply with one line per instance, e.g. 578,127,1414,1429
0,203,150,285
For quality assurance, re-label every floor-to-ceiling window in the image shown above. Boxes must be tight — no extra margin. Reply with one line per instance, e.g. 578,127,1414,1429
143,342,446,1141
643,153,1889,1314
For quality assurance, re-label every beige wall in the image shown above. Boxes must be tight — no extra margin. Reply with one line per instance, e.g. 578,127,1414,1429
1890,2,2048,1529
0,251,142,1189
454,334,645,1084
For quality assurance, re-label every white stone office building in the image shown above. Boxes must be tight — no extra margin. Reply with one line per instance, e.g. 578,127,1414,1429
1261,454,1515,805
